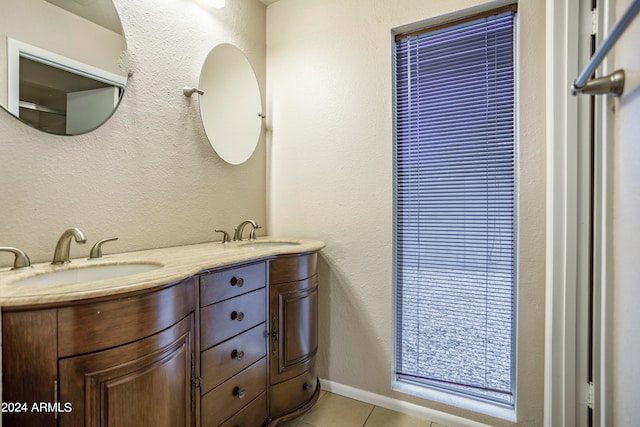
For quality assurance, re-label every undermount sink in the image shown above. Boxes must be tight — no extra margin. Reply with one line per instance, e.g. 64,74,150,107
238,240,301,248
10,263,163,287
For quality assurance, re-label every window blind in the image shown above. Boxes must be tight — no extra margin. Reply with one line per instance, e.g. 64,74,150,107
394,9,516,405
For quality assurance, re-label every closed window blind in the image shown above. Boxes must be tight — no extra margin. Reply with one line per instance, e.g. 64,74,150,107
394,8,516,405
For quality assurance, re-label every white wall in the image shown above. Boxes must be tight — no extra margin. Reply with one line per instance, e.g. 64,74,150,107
267,0,546,425
612,0,640,424
0,0,267,267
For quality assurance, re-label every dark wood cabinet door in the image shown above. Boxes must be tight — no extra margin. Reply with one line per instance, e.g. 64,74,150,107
1,309,58,427
58,314,195,427
269,275,318,385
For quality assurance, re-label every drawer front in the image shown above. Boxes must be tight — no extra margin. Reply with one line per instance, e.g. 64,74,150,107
269,253,317,285
201,358,267,426
58,278,195,357
200,262,266,306
269,361,318,418
201,288,266,350
201,323,267,394
219,392,267,427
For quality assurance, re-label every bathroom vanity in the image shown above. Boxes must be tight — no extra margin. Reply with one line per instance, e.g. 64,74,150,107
0,238,323,427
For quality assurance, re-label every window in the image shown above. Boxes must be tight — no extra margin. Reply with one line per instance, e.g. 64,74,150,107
393,6,517,408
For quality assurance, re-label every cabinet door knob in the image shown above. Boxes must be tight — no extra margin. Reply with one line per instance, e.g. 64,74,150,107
230,277,244,287
231,349,245,360
230,311,245,321
234,387,246,399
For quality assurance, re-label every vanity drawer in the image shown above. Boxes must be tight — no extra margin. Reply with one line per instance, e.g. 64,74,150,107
201,358,267,426
269,360,318,418
57,278,195,357
219,392,267,427
201,288,266,350
269,253,317,284
201,323,267,394
200,262,265,306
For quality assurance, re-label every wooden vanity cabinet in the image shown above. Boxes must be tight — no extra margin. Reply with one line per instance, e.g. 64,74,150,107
267,253,320,424
1,278,196,427
198,262,268,426
2,250,321,427
197,253,321,426
2,309,58,427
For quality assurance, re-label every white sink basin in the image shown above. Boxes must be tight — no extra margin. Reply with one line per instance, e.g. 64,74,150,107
11,263,162,287
238,240,301,248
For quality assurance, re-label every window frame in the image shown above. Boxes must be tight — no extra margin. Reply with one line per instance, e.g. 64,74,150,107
391,2,519,421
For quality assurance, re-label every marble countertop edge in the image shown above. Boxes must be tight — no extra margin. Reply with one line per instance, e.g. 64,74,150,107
0,237,325,307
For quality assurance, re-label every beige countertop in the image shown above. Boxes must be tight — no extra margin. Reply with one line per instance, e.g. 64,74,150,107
0,237,325,308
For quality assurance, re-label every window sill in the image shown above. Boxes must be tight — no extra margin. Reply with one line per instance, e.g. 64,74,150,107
393,379,517,423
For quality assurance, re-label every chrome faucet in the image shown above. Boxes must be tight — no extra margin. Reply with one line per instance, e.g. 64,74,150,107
233,220,261,241
0,246,32,270
215,229,231,244
52,228,87,265
88,237,118,259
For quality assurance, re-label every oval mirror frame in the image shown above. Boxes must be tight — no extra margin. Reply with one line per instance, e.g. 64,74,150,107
0,0,127,136
199,44,262,165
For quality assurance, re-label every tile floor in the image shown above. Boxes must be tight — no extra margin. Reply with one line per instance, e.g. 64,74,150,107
279,391,448,427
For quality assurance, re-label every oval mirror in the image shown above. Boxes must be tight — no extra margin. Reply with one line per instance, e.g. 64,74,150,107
199,44,262,165
0,0,127,136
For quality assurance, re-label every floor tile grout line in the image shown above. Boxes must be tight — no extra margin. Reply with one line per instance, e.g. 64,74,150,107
361,404,376,427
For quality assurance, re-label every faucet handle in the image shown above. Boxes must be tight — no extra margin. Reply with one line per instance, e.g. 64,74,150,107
0,246,32,270
89,237,118,259
248,224,262,240
215,229,231,244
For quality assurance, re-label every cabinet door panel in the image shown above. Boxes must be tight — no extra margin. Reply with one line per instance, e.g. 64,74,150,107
58,314,194,427
1,309,57,427
270,276,318,385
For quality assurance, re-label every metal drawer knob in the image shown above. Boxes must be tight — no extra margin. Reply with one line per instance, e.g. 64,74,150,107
231,349,245,361
303,382,313,392
230,277,244,287
230,311,245,321
234,387,246,399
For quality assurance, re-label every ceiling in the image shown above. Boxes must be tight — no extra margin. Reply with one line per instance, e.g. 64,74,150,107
45,0,123,35
260,0,280,5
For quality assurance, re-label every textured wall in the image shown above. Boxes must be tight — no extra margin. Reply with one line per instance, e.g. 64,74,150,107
0,0,267,267
267,0,546,425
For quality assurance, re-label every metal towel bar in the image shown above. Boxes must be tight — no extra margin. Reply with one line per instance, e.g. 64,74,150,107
571,0,640,97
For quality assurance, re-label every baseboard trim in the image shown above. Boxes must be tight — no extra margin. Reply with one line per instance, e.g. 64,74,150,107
319,379,491,427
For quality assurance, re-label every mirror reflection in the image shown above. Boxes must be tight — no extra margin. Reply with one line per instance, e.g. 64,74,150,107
199,44,262,165
0,0,127,136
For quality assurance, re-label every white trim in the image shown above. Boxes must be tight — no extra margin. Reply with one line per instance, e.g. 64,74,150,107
320,379,492,427
591,2,614,426
545,0,614,426
544,0,581,426
392,380,516,422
